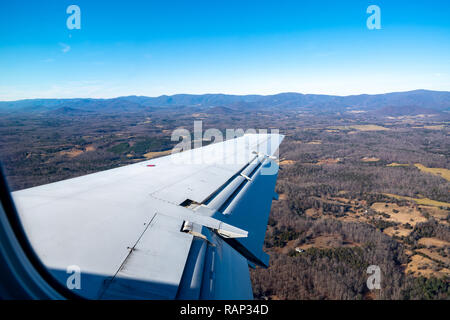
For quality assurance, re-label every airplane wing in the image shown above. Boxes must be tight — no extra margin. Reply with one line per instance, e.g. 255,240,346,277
11,133,284,300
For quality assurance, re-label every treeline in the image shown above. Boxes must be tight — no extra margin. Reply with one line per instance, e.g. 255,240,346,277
278,161,450,205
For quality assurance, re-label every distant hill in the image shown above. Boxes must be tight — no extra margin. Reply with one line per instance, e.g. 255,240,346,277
50,106,94,115
0,89,449,114
375,105,445,117
208,106,237,114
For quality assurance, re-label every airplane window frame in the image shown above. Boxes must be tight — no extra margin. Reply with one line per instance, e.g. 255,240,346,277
0,163,83,300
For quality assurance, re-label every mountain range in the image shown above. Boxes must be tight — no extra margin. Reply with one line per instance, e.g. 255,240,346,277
0,89,449,115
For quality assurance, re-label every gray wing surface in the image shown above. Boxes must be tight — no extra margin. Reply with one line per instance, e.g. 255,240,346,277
12,133,284,299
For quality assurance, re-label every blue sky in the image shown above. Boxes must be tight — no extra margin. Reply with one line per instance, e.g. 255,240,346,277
0,0,449,100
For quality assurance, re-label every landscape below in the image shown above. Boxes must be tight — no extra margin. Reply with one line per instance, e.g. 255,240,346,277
0,90,448,300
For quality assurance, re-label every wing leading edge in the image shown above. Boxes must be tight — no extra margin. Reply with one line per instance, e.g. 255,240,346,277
12,133,284,299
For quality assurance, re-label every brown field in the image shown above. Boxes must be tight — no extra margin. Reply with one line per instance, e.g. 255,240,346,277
383,226,412,238
421,125,445,130
361,157,380,162
406,255,450,278
278,193,287,200
384,193,450,208
316,158,341,165
416,248,450,266
296,234,361,251
143,149,174,159
414,163,450,182
418,237,450,248
59,149,84,158
351,125,390,131
371,202,427,226
330,125,390,131
419,206,450,225
279,160,296,166
387,162,409,167
305,208,319,218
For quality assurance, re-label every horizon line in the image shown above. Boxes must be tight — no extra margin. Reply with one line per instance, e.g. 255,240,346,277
0,88,449,103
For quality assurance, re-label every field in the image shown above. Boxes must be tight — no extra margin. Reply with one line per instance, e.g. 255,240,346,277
415,164,450,182
384,194,450,208
330,125,390,131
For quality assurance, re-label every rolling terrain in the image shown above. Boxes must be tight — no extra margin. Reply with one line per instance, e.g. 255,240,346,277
0,90,448,299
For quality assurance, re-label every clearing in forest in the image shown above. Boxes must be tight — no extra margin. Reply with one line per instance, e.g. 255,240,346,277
316,158,341,165
361,157,380,162
414,164,450,182
329,125,390,131
371,202,427,226
383,193,450,208
143,149,173,159
387,162,409,167
279,160,296,166
406,255,450,278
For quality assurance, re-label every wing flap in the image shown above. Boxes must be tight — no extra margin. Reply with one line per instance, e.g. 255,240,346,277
100,214,193,299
